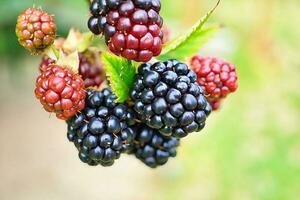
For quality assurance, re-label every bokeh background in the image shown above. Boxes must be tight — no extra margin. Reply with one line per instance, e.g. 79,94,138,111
1,0,300,199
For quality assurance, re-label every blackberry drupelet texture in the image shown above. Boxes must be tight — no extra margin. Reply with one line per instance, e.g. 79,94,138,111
88,0,163,62
39,55,55,72
131,60,211,138
16,8,56,54
190,55,238,110
133,125,179,168
67,88,136,166
78,53,104,88
35,65,86,120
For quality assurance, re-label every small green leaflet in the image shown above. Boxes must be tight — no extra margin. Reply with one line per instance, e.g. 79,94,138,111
101,52,137,102
158,0,221,61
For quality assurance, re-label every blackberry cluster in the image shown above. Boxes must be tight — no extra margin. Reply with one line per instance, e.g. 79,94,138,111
133,125,179,168
88,0,163,62
131,60,211,138
67,88,136,166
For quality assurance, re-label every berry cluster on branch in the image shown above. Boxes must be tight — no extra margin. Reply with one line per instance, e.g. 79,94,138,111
15,0,237,168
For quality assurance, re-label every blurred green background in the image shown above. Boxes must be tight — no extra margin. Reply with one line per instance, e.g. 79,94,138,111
1,0,300,199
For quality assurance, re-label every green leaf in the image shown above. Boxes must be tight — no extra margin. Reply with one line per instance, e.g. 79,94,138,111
158,0,221,61
101,52,137,102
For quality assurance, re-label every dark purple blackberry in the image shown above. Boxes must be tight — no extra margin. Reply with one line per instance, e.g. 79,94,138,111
67,88,136,166
131,60,212,138
133,125,179,168
87,0,163,62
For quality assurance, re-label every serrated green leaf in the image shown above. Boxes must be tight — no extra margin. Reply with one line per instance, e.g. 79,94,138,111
158,0,221,61
101,52,137,102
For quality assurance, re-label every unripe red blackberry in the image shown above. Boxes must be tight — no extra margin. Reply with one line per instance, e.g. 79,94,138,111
67,88,136,166
208,99,221,111
88,0,163,62
78,53,104,88
35,65,86,120
39,56,55,72
162,25,170,44
131,60,211,138
190,55,238,110
16,7,56,54
39,53,104,88
133,125,179,168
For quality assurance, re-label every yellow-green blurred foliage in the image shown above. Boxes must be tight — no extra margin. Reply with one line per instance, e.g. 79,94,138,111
0,0,299,200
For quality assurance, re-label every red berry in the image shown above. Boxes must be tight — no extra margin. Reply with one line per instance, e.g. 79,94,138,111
78,53,105,88
190,55,238,111
39,52,104,88
39,56,55,72
16,8,56,54
161,25,170,44
208,99,221,111
88,0,164,62
35,65,86,120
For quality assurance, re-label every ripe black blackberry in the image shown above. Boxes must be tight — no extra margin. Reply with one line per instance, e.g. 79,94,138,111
131,60,212,138
133,125,179,168
67,88,136,166
87,0,163,62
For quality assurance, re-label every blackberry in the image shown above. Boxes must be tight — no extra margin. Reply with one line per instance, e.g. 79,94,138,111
78,53,104,88
67,88,136,166
190,55,238,111
88,0,163,62
16,8,56,54
131,60,211,138
35,65,86,120
39,55,55,72
133,125,179,168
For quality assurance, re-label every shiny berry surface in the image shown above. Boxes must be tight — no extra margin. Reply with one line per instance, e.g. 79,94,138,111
88,0,163,62
133,125,179,168
190,55,238,111
35,65,86,120
39,53,104,88
16,8,56,54
67,88,136,166
131,60,211,138
39,56,55,72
